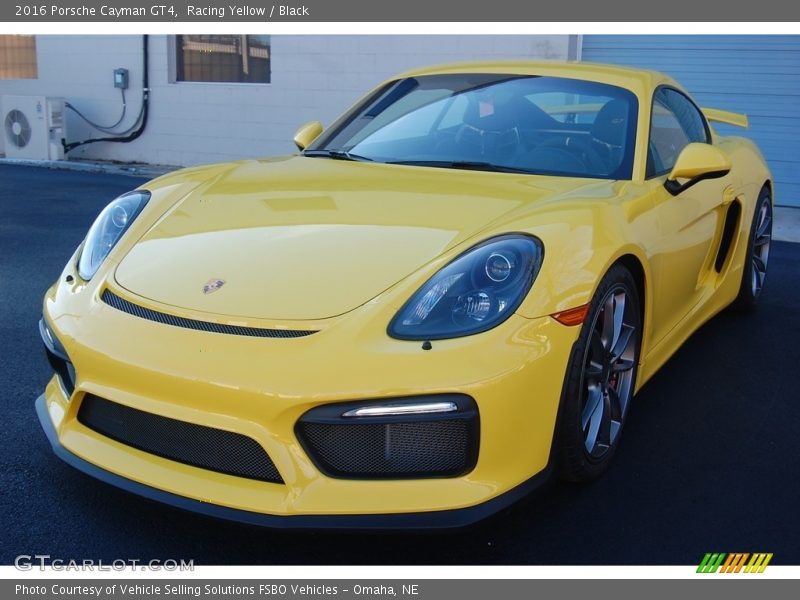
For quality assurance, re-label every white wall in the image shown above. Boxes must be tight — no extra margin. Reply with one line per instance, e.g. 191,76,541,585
0,35,576,166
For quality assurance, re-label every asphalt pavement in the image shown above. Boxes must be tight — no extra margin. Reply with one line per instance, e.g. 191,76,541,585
1,164,798,565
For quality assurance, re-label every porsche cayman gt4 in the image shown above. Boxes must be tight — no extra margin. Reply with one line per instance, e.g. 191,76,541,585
37,61,773,528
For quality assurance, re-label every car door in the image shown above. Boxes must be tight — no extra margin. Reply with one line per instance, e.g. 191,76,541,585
645,87,734,346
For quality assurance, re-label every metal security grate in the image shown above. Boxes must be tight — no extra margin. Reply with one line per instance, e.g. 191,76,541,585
101,289,317,338
78,395,283,483
297,419,476,479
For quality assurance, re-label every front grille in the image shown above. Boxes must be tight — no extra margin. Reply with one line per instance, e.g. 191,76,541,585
78,395,283,483
296,395,479,479
101,289,317,338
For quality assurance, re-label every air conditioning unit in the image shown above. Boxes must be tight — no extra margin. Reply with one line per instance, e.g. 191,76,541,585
1,95,66,160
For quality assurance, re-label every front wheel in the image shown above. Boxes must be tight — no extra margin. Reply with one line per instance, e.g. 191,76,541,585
555,265,642,482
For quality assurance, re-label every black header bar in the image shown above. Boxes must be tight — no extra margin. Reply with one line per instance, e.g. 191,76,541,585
2,1,800,22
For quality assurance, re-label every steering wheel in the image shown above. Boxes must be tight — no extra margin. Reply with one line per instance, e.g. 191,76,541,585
515,144,588,174
454,123,522,162
532,136,611,175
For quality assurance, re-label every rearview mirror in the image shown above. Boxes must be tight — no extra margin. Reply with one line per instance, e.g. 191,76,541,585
664,143,731,196
293,121,324,151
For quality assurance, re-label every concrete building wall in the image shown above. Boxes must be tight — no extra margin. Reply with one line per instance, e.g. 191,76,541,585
0,35,576,166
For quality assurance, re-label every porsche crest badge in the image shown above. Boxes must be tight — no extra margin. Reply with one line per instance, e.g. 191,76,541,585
202,278,226,294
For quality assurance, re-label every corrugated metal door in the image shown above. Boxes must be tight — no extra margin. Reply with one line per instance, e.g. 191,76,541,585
582,35,800,207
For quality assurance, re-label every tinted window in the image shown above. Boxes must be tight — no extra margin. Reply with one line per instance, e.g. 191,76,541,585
648,88,709,177
310,74,639,180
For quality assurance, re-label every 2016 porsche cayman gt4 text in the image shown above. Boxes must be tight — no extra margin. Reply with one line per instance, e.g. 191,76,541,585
37,62,773,528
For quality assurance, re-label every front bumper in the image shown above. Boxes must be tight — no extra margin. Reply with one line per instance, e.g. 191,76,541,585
38,276,578,527
36,394,550,529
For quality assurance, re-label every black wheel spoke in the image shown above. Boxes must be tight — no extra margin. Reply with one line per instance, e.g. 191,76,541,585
589,330,605,358
586,331,605,381
753,254,767,275
585,361,603,380
756,212,771,238
600,294,615,349
596,391,612,449
581,386,603,432
608,386,623,421
583,388,605,453
611,357,635,373
754,233,771,248
754,265,766,289
609,323,634,362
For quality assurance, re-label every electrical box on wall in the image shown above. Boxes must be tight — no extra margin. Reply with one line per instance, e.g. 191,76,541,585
113,68,129,90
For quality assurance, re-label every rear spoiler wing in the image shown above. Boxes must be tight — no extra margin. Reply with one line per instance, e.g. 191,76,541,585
702,108,749,129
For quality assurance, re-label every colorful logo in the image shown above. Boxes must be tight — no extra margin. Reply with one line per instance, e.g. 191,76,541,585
697,552,773,573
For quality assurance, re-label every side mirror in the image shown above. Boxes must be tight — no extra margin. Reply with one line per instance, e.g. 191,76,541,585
664,143,731,196
293,121,323,151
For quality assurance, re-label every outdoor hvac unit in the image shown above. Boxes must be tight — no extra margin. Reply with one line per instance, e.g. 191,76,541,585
1,95,66,160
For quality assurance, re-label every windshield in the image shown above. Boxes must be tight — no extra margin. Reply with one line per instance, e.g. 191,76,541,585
308,74,639,179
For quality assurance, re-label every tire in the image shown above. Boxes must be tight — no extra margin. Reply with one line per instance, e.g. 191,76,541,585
732,186,772,312
555,264,642,482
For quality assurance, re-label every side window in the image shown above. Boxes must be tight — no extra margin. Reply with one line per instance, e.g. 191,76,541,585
648,88,709,177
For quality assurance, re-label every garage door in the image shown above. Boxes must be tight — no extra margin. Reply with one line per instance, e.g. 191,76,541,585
582,35,800,207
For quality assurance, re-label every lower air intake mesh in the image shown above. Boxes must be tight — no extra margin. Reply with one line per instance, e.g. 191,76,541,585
296,395,479,479
298,420,473,478
78,394,283,483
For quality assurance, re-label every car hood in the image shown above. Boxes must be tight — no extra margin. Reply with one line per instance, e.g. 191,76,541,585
115,156,597,321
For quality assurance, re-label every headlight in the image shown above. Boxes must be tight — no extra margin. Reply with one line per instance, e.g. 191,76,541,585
77,190,150,280
388,234,543,340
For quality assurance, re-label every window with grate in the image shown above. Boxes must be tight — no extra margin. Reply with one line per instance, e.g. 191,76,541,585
175,35,270,84
0,35,37,79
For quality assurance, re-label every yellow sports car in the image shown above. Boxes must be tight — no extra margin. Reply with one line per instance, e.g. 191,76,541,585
37,61,773,528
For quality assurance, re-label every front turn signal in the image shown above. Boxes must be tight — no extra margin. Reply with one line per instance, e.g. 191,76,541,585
552,304,590,326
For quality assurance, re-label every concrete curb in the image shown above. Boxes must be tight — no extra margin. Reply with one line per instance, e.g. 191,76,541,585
0,157,178,179
774,207,800,243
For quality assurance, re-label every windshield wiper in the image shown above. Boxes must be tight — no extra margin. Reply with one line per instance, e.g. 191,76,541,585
386,160,532,174
304,149,374,162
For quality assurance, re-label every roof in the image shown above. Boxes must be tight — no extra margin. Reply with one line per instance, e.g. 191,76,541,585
395,60,676,94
